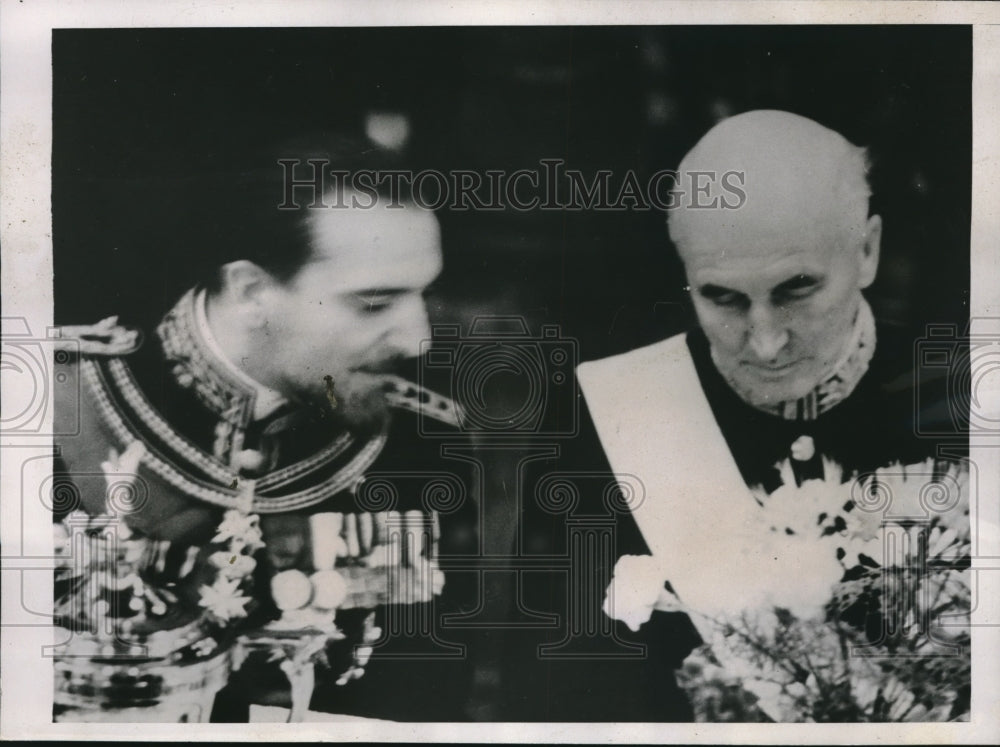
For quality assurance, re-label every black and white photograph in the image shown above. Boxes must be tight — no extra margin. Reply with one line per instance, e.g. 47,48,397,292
2,1,999,742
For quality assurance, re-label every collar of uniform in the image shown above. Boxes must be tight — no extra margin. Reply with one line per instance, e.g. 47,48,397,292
192,288,288,421
711,297,878,421
79,286,392,510
157,287,285,434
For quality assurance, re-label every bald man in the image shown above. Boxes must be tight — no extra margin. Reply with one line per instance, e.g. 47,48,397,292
505,111,967,722
668,110,880,420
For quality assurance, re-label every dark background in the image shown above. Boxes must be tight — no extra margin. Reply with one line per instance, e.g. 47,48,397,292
52,25,973,720
53,26,971,359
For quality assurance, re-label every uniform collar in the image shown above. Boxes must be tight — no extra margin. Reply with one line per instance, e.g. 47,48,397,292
192,289,288,420
710,297,877,421
157,287,288,428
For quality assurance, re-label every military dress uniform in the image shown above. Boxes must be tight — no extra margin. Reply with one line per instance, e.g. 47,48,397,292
52,288,480,722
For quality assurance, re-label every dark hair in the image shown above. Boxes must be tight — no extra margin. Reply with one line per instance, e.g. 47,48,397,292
197,132,416,292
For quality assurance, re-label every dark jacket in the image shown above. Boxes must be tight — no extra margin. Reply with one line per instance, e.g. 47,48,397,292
501,321,965,721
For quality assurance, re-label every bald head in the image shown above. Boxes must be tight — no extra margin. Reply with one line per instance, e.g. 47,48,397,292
669,110,871,258
667,110,882,410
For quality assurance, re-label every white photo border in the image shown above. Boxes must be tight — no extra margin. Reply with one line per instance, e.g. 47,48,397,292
2,1,999,742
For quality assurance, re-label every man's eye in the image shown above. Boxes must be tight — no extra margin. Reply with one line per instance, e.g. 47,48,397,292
773,276,820,304
357,295,394,314
776,289,814,303
714,293,741,307
702,291,747,309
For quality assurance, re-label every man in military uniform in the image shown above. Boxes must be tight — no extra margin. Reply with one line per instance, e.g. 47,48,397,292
504,110,968,721
52,136,479,722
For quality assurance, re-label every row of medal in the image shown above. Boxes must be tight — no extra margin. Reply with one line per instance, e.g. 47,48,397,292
270,510,444,617
304,510,441,570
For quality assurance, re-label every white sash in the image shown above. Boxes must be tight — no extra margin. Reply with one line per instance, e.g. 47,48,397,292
577,334,762,619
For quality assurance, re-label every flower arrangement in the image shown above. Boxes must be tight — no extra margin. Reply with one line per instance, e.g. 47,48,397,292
604,457,971,722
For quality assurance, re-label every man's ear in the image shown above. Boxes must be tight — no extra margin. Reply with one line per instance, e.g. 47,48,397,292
857,214,882,289
217,260,276,327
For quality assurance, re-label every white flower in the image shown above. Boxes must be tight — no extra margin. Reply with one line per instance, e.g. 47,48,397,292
927,526,961,560
882,675,918,720
198,576,251,621
728,530,844,620
845,500,884,544
850,665,882,710
208,550,257,580
715,457,855,620
211,510,265,552
100,441,147,537
190,636,219,658
854,459,968,527
845,460,971,567
675,460,972,723
100,441,146,486
602,554,676,632
760,457,847,537
686,505,845,621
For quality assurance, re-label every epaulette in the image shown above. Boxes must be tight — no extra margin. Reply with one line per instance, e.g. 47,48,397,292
51,316,143,356
382,374,464,428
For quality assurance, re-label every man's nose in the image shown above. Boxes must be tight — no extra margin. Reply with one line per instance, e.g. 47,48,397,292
746,305,789,361
389,297,433,359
